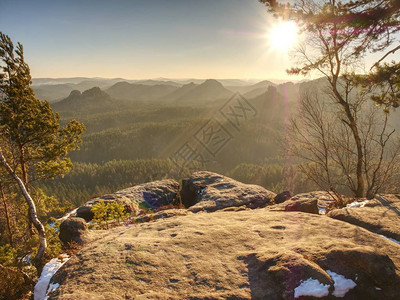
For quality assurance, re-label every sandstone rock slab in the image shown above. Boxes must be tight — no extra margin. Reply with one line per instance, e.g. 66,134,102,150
328,194,400,241
181,171,276,213
49,209,400,300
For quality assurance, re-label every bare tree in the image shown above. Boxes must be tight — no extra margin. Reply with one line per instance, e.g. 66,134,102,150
260,0,400,198
288,85,400,202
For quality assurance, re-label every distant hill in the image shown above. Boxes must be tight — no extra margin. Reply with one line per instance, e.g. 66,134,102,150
73,80,120,91
227,80,276,97
33,78,129,102
242,87,269,99
32,77,276,102
106,82,178,101
32,77,129,86
32,77,96,85
158,78,255,86
33,83,76,103
52,87,117,112
162,82,198,101
218,79,257,86
173,79,233,105
134,79,182,87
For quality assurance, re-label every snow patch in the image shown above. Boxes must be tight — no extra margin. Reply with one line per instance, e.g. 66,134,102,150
34,254,69,300
198,187,207,195
44,283,60,299
22,253,32,264
57,208,78,222
378,234,400,245
327,270,357,297
346,199,370,208
49,208,79,232
47,283,60,293
294,278,330,298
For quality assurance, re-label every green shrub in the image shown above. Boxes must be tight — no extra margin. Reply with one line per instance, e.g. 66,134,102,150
92,201,129,229
0,264,34,300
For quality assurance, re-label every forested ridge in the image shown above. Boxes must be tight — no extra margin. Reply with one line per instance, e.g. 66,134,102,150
35,75,400,212
41,84,303,209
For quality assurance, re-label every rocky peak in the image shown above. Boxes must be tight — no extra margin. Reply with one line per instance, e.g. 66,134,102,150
201,79,224,88
68,90,81,97
81,86,108,98
183,82,196,88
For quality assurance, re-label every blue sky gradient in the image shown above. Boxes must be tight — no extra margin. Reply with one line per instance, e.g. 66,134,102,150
1,0,398,80
1,0,294,79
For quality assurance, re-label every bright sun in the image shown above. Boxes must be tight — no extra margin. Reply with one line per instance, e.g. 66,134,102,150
268,21,298,52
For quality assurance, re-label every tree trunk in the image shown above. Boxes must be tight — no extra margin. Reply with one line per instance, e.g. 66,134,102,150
0,182,14,247
347,119,365,198
19,148,29,187
0,147,46,273
332,83,365,198
19,145,35,236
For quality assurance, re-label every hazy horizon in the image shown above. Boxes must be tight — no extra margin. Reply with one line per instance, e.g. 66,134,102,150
31,76,301,84
0,0,313,81
2,0,399,81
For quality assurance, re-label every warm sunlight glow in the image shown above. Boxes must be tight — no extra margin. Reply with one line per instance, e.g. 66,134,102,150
268,21,298,52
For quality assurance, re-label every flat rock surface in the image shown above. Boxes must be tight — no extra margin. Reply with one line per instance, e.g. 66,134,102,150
328,194,400,241
134,209,190,223
49,209,400,299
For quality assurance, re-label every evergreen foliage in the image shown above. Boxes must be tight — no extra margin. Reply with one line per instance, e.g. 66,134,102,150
0,31,84,282
91,201,129,229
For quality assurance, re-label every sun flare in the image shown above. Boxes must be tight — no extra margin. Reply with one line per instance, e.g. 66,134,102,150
268,21,298,52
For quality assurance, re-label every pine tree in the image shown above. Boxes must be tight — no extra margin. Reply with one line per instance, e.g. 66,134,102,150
0,32,85,272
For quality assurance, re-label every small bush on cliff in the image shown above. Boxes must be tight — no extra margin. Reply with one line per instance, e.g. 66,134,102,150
92,202,129,229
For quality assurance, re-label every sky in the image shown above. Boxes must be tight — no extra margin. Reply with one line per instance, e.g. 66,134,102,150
0,0,398,81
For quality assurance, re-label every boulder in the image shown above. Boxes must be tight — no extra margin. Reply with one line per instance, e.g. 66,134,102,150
180,178,206,208
316,248,399,298
268,191,337,214
76,206,94,222
241,251,333,299
284,198,319,214
180,171,276,213
59,217,88,245
76,179,180,221
274,191,291,204
290,191,336,211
